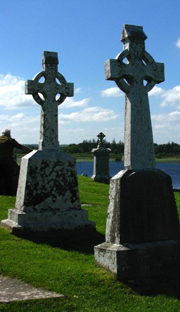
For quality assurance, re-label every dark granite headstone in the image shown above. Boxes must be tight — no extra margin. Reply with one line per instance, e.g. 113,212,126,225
106,169,179,244
95,170,180,293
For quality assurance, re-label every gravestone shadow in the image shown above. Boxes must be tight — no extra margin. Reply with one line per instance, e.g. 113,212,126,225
11,228,105,255
10,229,180,299
124,279,180,299
0,160,19,196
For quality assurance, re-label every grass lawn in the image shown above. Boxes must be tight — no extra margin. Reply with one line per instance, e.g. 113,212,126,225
0,176,179,311
155,157,180,163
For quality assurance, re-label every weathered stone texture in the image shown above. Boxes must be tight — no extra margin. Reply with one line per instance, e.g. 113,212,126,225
15,150,80,212
25,51,73,150
105,25,164,170
2,150,95,231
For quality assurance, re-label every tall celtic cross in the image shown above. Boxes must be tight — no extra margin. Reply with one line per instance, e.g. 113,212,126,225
105,25,164,170
25,51,74,150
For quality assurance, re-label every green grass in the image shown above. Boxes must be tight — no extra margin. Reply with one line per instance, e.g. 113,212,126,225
0,176,179,311
155,157,180,162
174,192,180,219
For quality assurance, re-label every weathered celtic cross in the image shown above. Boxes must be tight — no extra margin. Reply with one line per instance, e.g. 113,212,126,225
94,25,180,290
26,51,74,150
105,24,164,170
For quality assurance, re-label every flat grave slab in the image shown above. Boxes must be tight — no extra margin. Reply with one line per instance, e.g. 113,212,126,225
0,275,64,303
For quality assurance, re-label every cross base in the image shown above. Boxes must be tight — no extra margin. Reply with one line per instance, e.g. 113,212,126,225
1,149,95,236
94,240,180,295
1,209,95,238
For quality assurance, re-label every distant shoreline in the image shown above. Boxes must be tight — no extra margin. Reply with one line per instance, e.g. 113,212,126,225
16,153,180,164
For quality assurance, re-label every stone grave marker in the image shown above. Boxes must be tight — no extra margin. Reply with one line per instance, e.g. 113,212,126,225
91,132,111,184
1,51,95,236
94,25,180,292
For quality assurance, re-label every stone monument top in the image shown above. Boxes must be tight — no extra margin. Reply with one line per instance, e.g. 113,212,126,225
91,132,111,184
105,24,164,170
97,132,106,148
25,51,74,151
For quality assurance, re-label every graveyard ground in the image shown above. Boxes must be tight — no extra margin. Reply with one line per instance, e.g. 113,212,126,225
0,176,179,312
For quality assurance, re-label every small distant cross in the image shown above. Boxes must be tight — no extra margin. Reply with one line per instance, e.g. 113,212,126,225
105,25,164,170
25,51,74,150
97,132,106,147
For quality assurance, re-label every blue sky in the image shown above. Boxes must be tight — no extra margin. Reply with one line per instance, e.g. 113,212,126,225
1,0,180,145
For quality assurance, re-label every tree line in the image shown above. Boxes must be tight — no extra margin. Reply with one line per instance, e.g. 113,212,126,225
62,139,124,155
154,142,180,158
62,140,180,158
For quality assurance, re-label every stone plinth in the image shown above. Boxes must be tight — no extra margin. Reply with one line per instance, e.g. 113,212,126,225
2,150,95,236
94,240,180,293
94,169,180,290
91,147,111,184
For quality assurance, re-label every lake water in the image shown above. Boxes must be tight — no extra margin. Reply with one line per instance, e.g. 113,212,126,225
76,161,180,189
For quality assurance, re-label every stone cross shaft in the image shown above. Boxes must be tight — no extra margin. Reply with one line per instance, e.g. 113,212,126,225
25,51,74,150
105,25,164,170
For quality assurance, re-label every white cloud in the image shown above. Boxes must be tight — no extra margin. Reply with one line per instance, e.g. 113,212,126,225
0,74,90,111
100,84,180,113
0,112,40,143
149,86,165,97
0,74,34,109
176,38,180,48
59,125,124,144
11,113,24,120
62,97,89,108
151,112,180,143
74,87,82,94
152,111,180,133
169,111,180,121
160,86,180,107
148,84,180,109
59,106,119,124
100,87,123,97
0,113,39,127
